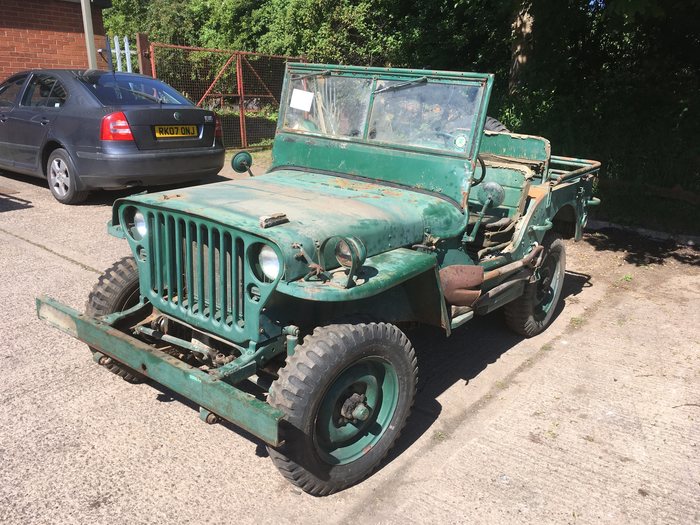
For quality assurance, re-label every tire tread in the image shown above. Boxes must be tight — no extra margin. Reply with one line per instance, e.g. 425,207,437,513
85,256,145,383
267,322,417,496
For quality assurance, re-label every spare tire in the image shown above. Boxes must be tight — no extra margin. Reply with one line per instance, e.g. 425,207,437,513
484,117,510,133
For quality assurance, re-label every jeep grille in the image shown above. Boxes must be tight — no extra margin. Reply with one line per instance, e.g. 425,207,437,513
142,209,277,342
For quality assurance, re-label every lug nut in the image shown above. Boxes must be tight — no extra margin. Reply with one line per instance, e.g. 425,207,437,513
352,403,370,422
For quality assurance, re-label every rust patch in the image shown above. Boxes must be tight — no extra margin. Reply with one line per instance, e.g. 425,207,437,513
439,265,484,306
528,185,549,199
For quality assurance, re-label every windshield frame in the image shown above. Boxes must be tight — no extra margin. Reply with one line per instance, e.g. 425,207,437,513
279,64,493,160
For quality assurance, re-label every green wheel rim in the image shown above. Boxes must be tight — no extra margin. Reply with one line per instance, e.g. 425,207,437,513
314,357,399,465
534,249,562,318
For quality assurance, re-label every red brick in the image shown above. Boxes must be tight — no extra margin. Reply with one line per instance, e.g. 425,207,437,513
0,0,106,77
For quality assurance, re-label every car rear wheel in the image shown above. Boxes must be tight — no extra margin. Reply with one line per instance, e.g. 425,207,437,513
47,148,88,204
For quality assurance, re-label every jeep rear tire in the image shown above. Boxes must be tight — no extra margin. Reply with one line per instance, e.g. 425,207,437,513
267,322,417,496
504,234,566,337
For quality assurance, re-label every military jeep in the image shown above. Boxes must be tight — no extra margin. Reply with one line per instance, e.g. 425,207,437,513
37,63,600,496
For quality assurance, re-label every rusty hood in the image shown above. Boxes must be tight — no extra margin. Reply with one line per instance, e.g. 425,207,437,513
116,169,466,280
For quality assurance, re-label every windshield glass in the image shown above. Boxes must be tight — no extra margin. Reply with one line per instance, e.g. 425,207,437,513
369,80,482,153
79,73,192,106
281,73,484,155
283,75,372,138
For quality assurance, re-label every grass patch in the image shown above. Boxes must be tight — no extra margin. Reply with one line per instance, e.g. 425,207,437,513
569,316,586,329
432,430,448,442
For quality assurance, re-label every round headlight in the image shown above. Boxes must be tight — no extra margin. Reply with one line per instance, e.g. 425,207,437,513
133,211,147,238
335,239,353,268
258,245,280,281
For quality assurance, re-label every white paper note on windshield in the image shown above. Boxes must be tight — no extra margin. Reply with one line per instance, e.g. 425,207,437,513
289,88,314,112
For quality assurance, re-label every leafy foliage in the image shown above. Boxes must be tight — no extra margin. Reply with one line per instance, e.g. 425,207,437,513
104,0,700,231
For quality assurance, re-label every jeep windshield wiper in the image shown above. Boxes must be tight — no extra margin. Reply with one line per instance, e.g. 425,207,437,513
292,70,332,81
373,76,428,95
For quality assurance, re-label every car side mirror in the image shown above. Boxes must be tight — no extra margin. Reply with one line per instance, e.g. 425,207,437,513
231,151,254,177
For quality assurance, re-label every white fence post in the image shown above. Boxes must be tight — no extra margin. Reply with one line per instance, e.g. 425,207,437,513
124,36,133,72
114,35,123,71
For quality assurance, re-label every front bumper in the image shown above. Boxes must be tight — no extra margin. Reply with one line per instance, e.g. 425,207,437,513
36,296,283,446
74,146,225,189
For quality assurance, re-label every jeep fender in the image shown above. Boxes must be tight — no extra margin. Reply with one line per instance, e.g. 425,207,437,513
275,248,450,332
513,180,592,250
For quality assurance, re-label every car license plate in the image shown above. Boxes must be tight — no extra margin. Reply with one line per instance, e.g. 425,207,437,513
154,125,198,138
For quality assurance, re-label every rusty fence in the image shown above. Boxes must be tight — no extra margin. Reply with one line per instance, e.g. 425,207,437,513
148,42,303,149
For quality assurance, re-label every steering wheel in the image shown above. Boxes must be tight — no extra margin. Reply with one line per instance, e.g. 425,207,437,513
436,127,471,149
471,155,487,187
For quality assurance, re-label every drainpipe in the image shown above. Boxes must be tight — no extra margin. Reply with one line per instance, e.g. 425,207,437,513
80,0,98,69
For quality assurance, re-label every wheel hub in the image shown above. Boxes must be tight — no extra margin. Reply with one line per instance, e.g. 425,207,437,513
50,159,70,197
314,357,400,465
340,393,371,423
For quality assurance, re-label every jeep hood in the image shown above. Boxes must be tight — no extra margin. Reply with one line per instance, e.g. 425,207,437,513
118,169,466,280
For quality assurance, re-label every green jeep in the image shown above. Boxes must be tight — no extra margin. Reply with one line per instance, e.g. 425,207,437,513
38,63,600,495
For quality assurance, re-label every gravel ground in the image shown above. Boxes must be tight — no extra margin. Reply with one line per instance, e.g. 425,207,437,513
1,167,698,524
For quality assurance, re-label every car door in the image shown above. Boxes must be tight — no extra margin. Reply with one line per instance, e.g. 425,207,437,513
9,73,68,174
0,73,29,168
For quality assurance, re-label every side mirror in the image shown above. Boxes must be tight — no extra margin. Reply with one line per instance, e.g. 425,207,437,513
231,151,254,176
476,181,505,208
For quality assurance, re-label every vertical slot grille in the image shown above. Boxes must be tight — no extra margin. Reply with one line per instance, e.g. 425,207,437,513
148,211,244,327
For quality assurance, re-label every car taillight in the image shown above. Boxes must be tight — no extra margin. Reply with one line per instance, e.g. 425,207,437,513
100,111,134,141
214,115,222,139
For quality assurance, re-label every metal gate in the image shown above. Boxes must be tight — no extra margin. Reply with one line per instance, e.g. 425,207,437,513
149,43,303,148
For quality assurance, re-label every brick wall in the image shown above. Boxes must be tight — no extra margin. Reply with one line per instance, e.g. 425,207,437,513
0,0,107,78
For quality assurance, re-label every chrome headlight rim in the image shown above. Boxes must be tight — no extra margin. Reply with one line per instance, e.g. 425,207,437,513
123,206,147,240
258,244,281,281
133,211,147,238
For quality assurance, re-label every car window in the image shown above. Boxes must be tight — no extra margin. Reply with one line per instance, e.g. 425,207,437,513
0,74,28,107
78,73,192,106
21,74,68,108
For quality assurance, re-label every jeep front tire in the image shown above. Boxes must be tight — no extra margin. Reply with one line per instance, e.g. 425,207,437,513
267,322,417,496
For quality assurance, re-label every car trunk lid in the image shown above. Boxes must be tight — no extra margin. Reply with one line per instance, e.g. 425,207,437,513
118,106,217,150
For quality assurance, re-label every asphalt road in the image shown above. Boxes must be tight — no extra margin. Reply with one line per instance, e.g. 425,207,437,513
1,169,698,524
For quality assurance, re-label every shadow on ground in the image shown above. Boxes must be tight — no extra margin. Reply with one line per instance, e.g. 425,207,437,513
0,169,229,207
0,193,33,212
384,269,591,465
125,268,591,489
584,228,699,266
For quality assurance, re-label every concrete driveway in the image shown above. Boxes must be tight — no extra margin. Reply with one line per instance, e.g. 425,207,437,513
1,168,698,524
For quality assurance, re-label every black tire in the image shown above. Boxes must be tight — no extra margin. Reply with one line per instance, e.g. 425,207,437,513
484,116,510,133
47,148,88,204
85,256,145,383
267,322,417,496
504,234,566,337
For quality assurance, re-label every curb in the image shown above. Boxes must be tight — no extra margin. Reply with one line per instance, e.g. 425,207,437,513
586,220,699,246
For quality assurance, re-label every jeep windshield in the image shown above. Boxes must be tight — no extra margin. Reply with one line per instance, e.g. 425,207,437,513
281,72,484,155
